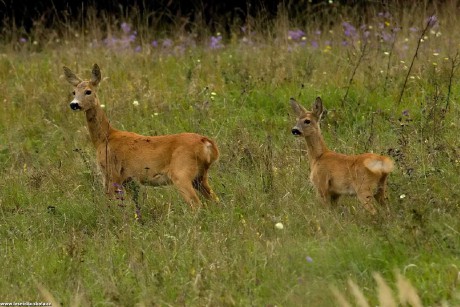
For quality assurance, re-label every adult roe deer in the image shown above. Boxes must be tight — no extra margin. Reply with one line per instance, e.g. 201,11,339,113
290,97,394,215
63,64,219,210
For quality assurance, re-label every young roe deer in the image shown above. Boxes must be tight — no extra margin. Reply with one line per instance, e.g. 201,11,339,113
290,97,394,215
63,64,219,209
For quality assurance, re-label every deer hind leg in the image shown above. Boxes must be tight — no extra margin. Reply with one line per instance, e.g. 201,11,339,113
374,174,388,204
171,167,202,209
330,193,341,205
356,190,377,215
374,173,389,211
192,169,219,202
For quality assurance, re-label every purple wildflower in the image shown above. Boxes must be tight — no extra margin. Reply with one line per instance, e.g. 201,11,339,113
209,35,224,49
311,40,319,48
128,32,137,43
402,109,410,116
121,22,131,34
306,256,313,263
134,45,141,52
381,31,395,42
113,183,124,195
151,40,158,47
409,27,419,33
288,29,305,41
363,31,371,40
378,11,392,19
162,38,173,48
342,22,357,37
19,37,27,43
103,36,118,48
426,15,438,27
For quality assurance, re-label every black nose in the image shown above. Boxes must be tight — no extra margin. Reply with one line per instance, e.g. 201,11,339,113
70,102,81,110
292,128,301,136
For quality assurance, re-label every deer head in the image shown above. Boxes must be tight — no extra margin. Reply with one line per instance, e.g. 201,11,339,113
290,97,324,137
63,64,102,111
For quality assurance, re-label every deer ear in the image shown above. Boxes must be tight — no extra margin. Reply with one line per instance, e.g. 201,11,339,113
91,64,101,86
290,98,308,116
312,97,324,119
63,66,82,86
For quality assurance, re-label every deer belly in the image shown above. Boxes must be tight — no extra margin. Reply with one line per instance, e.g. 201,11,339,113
311,172,356,196
141,173,171,186
329,180,356,196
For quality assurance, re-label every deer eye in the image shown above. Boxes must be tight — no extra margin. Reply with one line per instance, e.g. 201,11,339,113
72,91,75,95
304,119,311,124
85,90,92,95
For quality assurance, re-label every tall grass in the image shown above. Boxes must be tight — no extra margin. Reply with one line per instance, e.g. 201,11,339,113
0,2,459,306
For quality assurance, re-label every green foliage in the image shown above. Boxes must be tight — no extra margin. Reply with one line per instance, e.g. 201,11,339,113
1,3,459,306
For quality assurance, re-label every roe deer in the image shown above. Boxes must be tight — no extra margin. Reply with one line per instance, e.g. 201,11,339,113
63,64,219,210
290,97,394,215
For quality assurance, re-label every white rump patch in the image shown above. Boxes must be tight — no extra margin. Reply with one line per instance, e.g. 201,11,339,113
364,158,394,174
202,140,214,163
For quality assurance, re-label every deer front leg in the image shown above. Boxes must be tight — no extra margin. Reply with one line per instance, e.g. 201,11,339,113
100,166,125,204
312,176,332,206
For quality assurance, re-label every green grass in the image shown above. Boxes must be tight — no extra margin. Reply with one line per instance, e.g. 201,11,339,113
1,3,460,306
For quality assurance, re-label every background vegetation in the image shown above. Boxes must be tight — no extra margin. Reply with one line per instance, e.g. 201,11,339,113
0,1,459,306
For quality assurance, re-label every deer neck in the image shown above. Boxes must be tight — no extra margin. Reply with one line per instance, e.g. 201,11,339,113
84,100,113,147
304,129,328,165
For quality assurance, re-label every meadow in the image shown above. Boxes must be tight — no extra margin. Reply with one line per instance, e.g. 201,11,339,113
0,2,459,306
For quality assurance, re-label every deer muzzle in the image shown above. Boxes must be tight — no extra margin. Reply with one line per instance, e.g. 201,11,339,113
291,127,302,136
70,101,82,110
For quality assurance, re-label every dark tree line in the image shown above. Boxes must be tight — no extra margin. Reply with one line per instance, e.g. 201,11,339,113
0,0,439,31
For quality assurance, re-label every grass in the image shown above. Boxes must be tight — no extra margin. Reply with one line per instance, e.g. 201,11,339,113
1,2,460,306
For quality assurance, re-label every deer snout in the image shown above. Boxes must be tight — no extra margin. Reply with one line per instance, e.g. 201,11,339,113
70,101,82,110
292,127,302,136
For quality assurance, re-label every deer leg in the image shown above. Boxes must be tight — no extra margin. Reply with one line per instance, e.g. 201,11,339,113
100,162,123,200
104,175,123,200
315,178,332,206
171,168,201,209
356,191,377,215
192,170,219,202
374,174,389,212
316,189,331,206
330,193,341,205
174,180,201,208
